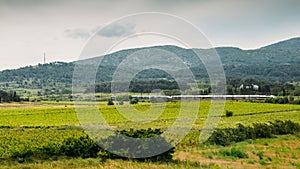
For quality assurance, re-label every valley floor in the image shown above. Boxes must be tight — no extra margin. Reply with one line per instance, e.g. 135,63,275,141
0,101,299,168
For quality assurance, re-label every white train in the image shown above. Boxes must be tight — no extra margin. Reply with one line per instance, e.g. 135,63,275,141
128,95,276,100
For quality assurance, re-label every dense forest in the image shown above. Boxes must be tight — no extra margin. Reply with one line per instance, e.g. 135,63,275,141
0,37,300,95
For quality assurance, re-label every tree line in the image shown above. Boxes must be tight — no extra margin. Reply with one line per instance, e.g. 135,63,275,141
0,90,20,103
87,78,300,97
226,78,300,96
87,79,183,93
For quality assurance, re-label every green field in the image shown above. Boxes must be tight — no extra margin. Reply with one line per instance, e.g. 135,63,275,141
0,100,299,168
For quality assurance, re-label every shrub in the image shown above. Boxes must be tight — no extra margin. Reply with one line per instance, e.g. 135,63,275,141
129,98,139,104
107,99,114,105
207,128,232,146
225,110,233,117
38,142,62,157
283,97,289,104
289,96,294,102
207,120,300,146
270,120,300,135
257,151,264,160
252,123,272,138
234,123,247,141
265,96,298,105
231,147,249,158
294,100,300,105
60,136,100,158
99,128,174,162
11,148,35,159
219,147,248,159
265,98,273,103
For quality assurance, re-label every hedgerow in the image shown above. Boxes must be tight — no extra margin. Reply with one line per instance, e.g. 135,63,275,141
8,128,174,162
5,120,300,162
206,120,300,146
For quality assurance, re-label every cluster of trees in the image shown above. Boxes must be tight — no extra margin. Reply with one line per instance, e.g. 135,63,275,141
224,64,300,82
0,62,73,92
89,79,182,93
91,78,300,97
226,78,300,96
265,96,300,104
0,90,20,103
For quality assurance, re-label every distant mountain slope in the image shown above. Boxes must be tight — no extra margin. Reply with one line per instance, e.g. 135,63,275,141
0,37,300,89
262,37,300,49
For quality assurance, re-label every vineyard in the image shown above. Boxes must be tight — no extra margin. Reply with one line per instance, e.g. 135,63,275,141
0,100,299,168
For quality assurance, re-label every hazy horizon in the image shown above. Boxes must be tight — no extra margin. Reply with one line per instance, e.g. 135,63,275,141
0,36,298,71
1,0,300,70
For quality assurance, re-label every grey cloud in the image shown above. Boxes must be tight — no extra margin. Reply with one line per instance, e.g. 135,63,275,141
1,0,62,7
64,22,135,40
64,28,91,40
97,23,135,38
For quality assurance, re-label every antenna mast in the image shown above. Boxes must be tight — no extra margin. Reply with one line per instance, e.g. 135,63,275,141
43,52,46,64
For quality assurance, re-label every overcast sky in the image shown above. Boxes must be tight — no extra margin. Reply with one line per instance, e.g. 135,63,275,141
0,0,300,70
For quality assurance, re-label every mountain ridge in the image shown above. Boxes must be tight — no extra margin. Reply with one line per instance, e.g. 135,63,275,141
0,37,300,91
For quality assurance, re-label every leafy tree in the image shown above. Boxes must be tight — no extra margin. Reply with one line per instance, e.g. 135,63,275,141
107,99,114,105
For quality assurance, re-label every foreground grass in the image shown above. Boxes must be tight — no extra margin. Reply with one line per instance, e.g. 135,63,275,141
175,134,300,169
0,158,221,169
0,134,298,169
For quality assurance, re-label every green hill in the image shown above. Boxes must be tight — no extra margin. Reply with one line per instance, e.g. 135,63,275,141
1,37,300,91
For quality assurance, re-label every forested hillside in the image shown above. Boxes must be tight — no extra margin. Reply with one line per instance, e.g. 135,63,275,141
0,37,300,91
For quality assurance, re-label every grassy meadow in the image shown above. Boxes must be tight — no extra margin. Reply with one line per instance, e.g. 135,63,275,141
0,100,299,168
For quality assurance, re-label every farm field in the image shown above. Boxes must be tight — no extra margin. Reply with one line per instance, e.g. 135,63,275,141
1,100,300,128
0,100,299,168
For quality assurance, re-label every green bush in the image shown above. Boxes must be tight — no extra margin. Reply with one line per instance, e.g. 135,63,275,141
257,151,264,160
270,120,300,135
234,123,248,141
107,99,114,105
219,147,248,159
207,120,300,146
38,142,62,157
207,128,232,146
99,128,174,162
129,98,139,104
294,100,300,104
265,96,297,104
11,148,35,159
225,110,233,117
60,136,100,158
252,123,272,138
230,148,249,158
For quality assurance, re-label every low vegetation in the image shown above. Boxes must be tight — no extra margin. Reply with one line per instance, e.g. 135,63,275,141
0,101,299,168
225,110,233,117
0,90,20,103
207,120,300,146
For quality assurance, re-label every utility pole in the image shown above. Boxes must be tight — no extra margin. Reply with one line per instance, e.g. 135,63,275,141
43,52,46,64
